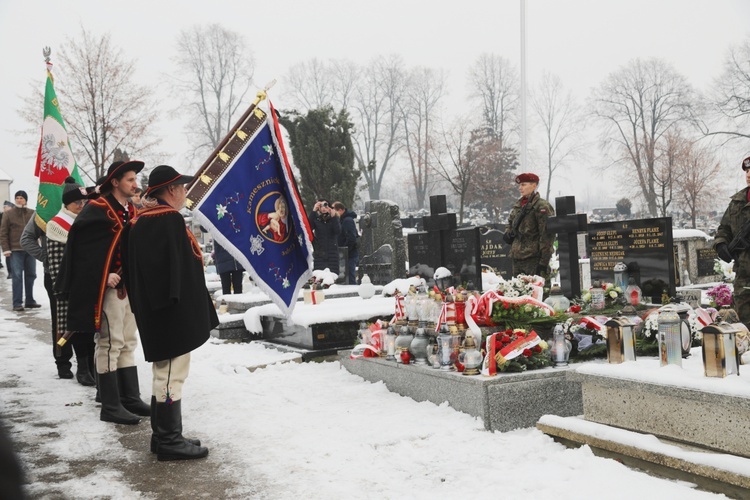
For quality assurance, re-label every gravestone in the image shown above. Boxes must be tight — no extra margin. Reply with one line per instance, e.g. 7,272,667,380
546,196,587,298
587,217,676,302
480,229,513,278
359,200,407,285
406,195,481,289
672,229,721,285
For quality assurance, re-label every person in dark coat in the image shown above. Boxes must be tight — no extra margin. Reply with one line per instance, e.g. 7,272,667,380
309,198,340,274
56,160,150,425
213,241,244,294
332,201,359,284
124,165,218,461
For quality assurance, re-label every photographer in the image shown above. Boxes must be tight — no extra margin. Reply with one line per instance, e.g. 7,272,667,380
309,199,340,274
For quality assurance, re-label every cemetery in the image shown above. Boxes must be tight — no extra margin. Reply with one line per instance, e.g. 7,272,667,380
205,194,750,498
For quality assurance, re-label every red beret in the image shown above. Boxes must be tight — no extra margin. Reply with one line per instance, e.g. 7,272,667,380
742,156,750,171
515,173,540,184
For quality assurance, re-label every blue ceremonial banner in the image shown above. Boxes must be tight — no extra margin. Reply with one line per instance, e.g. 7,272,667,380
187,100,314,316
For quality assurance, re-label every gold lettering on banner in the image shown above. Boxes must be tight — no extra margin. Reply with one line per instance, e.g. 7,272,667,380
217,152,230,163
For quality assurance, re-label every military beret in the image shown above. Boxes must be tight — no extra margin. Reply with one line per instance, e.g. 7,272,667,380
515,173,540,184
742,156,750,171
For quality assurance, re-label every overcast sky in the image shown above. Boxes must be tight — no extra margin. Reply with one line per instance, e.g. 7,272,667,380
1,0,749,210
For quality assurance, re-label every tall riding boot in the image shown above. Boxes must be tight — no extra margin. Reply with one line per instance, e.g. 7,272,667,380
150,396,201,453
154,400,208,461
75,357,96,386
117,366,151,416
99,371,140,425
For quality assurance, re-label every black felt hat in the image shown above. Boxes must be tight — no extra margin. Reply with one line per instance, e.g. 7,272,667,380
96,160,144,193
144,165,193,197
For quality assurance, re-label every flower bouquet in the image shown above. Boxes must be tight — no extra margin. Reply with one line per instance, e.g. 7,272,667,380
563,317,606,359
481,329,551,374
706,283,733,308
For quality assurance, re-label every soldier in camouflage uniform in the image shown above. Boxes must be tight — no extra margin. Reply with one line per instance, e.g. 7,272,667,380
714,156,750,326
503,173,555,278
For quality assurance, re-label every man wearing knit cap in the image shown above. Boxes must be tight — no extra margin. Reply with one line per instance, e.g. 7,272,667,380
504,173,555,278
124,165,217,460
45,177,97,386
56,161,150,425
0,190,39,311
715,156,750,326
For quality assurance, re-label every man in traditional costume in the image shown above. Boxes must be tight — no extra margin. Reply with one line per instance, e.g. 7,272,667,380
124,165,218,461
56,160,150,425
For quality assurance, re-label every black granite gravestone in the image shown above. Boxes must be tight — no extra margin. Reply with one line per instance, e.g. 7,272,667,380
587,217,676,302
546,196,587,298
480,229,513,278
697,248,719,277
406,195,481,288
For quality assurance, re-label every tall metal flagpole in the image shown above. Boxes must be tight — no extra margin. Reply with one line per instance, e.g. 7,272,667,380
520,0,527,172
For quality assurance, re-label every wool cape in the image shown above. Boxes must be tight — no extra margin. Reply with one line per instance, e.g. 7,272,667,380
123,203,218,362
55,194,133,333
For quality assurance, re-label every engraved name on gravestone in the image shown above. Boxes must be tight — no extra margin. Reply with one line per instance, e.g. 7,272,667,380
697,248,719,277
587,217,676,302
480,229,513,278
443,227,481,290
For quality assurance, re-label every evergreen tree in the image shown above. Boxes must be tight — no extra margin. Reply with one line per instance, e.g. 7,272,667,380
616,197,632,216
279,107,358,210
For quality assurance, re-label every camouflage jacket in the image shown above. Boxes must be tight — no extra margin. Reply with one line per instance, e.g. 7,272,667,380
715,187,750,282
505,192,555,264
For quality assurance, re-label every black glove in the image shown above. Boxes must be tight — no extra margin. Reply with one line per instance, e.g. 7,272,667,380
716,243,733,263
536,264,547,276
502,231,514,245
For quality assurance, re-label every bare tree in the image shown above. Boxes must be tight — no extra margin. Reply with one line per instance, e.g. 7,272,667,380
653,130,680,216
698,36,750,143
529,71,585,201
284,58,335,111
591,58,696,216
174,24,254,159
431,116,474,223
400,66,446,209
466,53,519,147
350,55,406,200
19,29,160,180
465,128,519,220
676,141,722,228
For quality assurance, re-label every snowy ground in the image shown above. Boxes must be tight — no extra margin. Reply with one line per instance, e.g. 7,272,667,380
0,263,727,499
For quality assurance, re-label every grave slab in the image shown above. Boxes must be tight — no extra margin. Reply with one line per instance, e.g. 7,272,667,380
339,354,583,432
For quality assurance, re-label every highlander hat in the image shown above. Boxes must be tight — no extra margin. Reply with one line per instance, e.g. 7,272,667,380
144,165,194,197
96,160,144,193
515,173,540,184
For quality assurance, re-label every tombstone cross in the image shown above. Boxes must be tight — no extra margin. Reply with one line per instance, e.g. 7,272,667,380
546,196,587,298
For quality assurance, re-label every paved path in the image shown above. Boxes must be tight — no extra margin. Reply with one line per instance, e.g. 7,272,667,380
0,267,256,499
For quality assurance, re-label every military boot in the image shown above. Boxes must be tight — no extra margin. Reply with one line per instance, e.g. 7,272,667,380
117,366,151,416
99,371,140,425
150,396,201,453
75,357,96,386
154,400,208,461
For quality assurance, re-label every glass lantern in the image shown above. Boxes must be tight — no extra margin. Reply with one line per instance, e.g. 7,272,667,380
394,324,414,364
458,334,484,376
384,323,397,361
590,281,605,311
404,293,419,327
657,305,682,367
437,324,459,370
701,323,740,377
544,285,571,314
625,278,642,306
613,262,628,292
605,315,636,363
550,323,571,367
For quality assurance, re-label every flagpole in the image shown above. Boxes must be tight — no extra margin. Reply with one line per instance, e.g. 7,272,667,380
186,80,276,189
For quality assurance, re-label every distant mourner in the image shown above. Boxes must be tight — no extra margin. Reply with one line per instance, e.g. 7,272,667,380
715,155,750,326
56,161,151,425
504,173,555,278
125,165,218,461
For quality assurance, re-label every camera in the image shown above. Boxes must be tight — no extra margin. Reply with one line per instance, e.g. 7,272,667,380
322,202,328,208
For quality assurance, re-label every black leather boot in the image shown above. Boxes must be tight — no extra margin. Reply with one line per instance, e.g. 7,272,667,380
150,396,200,453
99,371,140,425
75,357,96,386
117,366,151,416
155,400,208,461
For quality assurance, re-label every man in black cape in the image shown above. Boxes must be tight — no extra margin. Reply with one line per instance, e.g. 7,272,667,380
56,160,150,425
124,165,218,461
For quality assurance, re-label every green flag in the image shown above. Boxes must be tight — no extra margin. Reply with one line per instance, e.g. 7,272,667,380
34,53,83,230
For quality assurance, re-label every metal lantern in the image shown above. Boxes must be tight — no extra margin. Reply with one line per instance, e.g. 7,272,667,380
657,305,682,367
668,302,693,358
384,323,397,361
605,316,636,363
613,262,628,292
701,323,740,378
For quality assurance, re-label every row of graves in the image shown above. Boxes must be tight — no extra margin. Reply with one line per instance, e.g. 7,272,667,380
337,195,750,498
